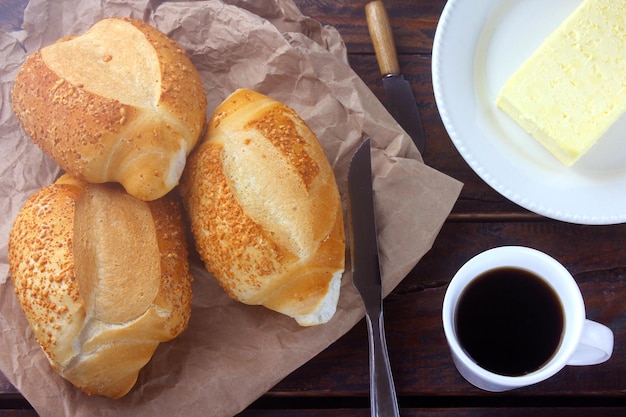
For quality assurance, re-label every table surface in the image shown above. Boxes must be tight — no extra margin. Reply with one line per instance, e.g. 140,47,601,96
1,0,625,416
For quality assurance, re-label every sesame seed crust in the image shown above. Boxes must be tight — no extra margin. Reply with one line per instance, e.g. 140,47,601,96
11,17,207,201
182,143,284,299
180,89,345,325
9,179,85,368
8,174,193,398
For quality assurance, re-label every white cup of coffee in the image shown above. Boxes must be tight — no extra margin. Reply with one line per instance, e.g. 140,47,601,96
442,246,613,392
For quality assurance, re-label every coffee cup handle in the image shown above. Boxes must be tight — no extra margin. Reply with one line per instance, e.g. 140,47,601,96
567,320,614,366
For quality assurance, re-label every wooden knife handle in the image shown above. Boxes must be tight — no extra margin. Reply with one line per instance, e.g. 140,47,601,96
366,0,400,76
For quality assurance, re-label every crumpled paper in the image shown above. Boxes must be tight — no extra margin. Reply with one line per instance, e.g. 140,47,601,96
0,0,463,416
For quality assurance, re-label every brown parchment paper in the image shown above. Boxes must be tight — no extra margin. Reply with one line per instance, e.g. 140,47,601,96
0,0,463,416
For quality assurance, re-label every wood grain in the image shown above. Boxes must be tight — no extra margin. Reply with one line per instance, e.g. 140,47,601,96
273,221,626,397
365,1,401,75
1,0,625,415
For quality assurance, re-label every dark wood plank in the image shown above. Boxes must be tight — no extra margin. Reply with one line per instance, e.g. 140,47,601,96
271,221,626,396
345,52,529,217
4,188,623,408
295,0,533,217
294,0,447,54
1,405,624,417
0,377,19,396
239,408,626,417
1,1,625,416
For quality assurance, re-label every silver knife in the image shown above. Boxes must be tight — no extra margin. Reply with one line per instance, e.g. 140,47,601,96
348,138,400,417
366,0,425,154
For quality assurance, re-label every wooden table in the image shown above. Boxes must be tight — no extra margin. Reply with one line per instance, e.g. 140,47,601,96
1,0,624,416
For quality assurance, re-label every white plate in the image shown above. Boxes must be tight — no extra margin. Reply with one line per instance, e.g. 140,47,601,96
432,0,626,225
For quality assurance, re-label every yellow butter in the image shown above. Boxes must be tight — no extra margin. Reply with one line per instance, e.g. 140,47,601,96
496,0,626,166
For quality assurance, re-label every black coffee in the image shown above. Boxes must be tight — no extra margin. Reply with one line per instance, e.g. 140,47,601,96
455,267,564,376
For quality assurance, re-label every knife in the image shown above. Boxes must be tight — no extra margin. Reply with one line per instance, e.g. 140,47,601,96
348,138,400,417
366,0,425,154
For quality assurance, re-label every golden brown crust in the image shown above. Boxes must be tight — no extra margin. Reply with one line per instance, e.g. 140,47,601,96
182,143,287,299
8,175,192,398
246,106,320,188
180,89,344,326
148,191,193,339
8,179,85,367
11,17,207,201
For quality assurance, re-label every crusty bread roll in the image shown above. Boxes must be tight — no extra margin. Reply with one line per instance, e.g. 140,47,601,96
8,174,193,398
180,89,345,326
11,17,207,201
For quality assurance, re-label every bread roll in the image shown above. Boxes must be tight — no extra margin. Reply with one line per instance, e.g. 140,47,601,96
180,89,345,326
11,17,207,201
8,174,193,398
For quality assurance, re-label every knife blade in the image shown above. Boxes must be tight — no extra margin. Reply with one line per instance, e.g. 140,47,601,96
348,138,400,417
366,0,425,154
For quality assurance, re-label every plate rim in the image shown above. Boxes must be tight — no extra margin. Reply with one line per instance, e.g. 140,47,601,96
432,0,626,225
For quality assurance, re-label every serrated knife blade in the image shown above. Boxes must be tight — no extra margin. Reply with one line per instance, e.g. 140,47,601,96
347,138,400,417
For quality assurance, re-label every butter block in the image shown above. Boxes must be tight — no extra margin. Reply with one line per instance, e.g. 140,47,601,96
496,0,626,166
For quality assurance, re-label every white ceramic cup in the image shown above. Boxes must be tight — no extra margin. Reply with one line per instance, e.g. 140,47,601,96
442,246,614,392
